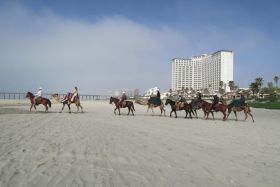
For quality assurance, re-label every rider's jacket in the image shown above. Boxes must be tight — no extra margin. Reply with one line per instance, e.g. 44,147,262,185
35,90,42,97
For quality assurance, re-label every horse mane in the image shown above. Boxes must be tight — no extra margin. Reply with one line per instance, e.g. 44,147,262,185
27,91,34,97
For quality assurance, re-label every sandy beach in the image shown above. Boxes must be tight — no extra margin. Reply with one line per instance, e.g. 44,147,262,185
0,99,280,187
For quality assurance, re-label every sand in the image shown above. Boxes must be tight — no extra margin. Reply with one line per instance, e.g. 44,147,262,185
0,99,280,187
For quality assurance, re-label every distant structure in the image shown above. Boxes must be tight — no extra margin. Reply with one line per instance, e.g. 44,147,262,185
144,87,159,97
171,50,233,93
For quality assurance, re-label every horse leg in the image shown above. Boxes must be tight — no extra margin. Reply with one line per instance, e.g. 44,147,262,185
114,107,117,115
45,104,48,112
222,111,226,121
244,110,248,121
227,109,231,119
147,105,150,113
174,110,177,118
30,104,33,111
131,105,134,116
118,107,121,115
184,110,188,119
210,111,214,119
60,103,65,113
34,105,37,112
234,111,237,121
248,112,254,123
189,110,192,119
79,104,83,113
76,104,79,113
68,104,71,113
127,106,130,115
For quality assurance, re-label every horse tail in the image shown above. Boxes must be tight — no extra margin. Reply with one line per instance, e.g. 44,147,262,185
132,102,135,111
48,99,52,108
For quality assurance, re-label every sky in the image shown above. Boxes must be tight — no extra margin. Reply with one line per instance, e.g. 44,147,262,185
0,0,279,94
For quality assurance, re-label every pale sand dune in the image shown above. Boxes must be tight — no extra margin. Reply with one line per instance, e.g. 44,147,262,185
0,100,280,187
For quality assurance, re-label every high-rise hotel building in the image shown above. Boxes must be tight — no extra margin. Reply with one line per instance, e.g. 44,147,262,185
171,50,233,92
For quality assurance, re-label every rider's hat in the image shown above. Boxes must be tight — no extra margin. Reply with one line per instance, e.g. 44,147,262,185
39,87,42,90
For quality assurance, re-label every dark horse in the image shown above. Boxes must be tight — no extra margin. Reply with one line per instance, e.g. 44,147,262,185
52,93,83,113
26,92,51,112
109,97,135,115
227,103,254,122
189,98,203,118
201,100,227,121
165,98,192,118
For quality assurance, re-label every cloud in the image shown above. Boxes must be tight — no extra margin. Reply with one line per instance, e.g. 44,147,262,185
0,3,189,94
0,3,273,93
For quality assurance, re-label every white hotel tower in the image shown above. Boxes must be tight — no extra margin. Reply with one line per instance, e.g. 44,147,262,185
171,50,233,92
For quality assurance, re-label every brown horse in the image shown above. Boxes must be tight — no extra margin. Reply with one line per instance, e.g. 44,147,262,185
227,103,254,122
52,93,83,113
165,98,192,118
201,100,227,121
109,97,135,115
26,91,51,112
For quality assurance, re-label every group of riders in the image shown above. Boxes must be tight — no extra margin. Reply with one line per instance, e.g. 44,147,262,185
32,86,246,112
119,88,246,111
33,86,79,105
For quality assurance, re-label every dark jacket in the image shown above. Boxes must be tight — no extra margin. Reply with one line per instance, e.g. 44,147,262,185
213,95,219,104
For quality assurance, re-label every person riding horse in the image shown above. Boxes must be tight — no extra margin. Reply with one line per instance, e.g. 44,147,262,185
71,86,79,102
61,86,79,103
176,95,185,111
118,91,127,108
212,93,220,111
239,92,246,108
156,90,161,98
230,92,246,108
34,87,43,105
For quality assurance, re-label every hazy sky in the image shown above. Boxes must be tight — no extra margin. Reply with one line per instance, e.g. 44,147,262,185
0,0,279,94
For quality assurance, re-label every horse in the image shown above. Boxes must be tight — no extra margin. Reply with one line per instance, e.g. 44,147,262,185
109,97,135,115
26,91,51,112
165,98,192,118
189,98,203,118
146,97,166,116
227,102,254,122
200,100,227,121
52,93,83,113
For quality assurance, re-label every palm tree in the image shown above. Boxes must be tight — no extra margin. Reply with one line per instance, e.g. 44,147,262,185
273,76,279,88
255,77,263,94
250,82,259,97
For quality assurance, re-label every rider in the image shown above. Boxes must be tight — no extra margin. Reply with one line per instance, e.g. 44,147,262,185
71,86,78,102
119,91,127,107
34,87,42,105
220,95,227,105
239,92,246,108
197,91,202,100
176,95,185,111
156,89,161,98
212,93,219,110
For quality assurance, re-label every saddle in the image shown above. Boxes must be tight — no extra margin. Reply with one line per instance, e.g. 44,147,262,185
176,102,185,111
121,101,126,107
34,97,42,105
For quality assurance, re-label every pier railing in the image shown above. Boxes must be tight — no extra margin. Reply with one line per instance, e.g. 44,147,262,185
0,92,109,100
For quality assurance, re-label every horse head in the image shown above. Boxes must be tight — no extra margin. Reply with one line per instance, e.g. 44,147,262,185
26,91,34,98
165,98,171,106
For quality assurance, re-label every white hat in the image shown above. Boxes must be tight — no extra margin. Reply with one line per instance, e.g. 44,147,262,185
214,93,217,95
39,87,42,90
122,91,125,93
